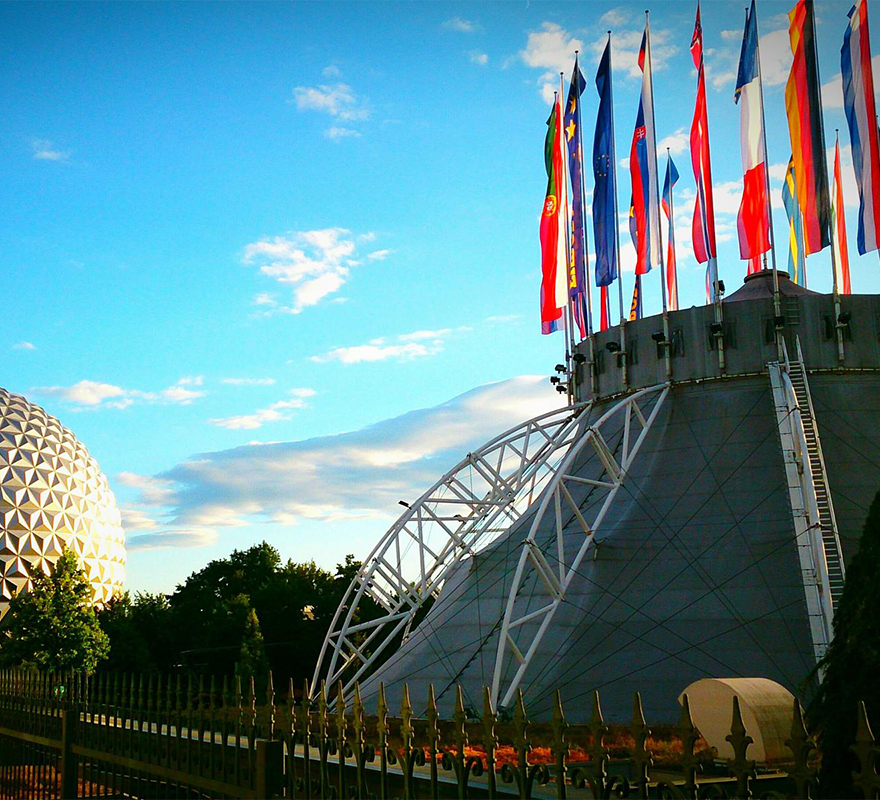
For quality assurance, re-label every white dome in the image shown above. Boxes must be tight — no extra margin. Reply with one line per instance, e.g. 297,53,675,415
0,386,125,615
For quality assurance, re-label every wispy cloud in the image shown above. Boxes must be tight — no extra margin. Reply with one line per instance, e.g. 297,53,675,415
292,83,370,122
124,377,564,533
367,249,392,261
520,23,585,103
31,138,70,162
325,126,361,141
12,341,36,351
128,529,218,551
221,377,277,386
322,64,342,78
469,51,489,66
310,327,468,364
208,389,315,430
244,228,381,314
33,377,206,410
657,128,689,157
442,17,479,33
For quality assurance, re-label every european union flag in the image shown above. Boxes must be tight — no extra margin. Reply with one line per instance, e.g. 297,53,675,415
593,38,618,288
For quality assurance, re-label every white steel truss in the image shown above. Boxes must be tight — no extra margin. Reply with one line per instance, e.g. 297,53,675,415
311,400,593,699
490,384,670,710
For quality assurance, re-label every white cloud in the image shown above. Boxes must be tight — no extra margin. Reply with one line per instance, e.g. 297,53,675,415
322,64,342,78
128,528,218,551
36,380,125,406
253,292,277,307
222,377,277,386
31,139,70,162
442,16,479,33
520,23,585,103
599,8,630,27
292,83,370,121
367,249,392,261
469,51,489,66
657,128,689,157
12,341,36,351
208,389,314,430
311,326,467,364
758,28,793,87
244,228,379,313
120,507,159,531
587,26,677,81
33,377,206,410
822,55,880,109
398,328,452,341
117,472,177,506
177,376,203,386
768,162,789,182
325,126,361,141
720,29,742,42
312,341,434,364
127,377,564,530
162,386,204,404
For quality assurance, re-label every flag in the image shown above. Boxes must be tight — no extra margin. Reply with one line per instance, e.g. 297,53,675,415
540,97,567,334
833,139,853,293
690,2,719,301
786,0,832,255
593,38,618,307
599,285,610,331
629,275,642,321
564,58,589,339
782,157,807,285
842,0,880,254
662,156,680,311
735,0,771,264
630,26,662,276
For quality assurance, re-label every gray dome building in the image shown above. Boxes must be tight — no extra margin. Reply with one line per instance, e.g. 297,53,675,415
313,273,880,722
0,387,126,616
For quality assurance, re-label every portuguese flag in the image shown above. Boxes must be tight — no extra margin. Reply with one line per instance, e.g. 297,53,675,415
540,96,567,335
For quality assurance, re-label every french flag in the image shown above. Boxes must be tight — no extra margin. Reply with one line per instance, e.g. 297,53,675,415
842,0,880,255
630,25,662,276
735,0,771,267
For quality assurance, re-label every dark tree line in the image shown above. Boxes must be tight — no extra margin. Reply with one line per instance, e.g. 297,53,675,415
0,542,380,693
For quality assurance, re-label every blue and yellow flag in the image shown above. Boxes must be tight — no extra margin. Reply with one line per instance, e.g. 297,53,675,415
782,157,807,286
629,275,642,321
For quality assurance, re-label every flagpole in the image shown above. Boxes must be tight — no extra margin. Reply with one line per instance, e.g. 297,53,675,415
606,31,627,388
560,73,577,403
752,3,782,356
574,50,597,400
646,11,672,380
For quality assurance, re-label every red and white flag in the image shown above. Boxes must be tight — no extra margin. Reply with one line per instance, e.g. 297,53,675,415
689,2,718,300
735,0,771,272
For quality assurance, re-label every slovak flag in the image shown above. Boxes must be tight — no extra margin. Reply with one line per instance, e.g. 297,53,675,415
735,0,771,269
630,25,662,276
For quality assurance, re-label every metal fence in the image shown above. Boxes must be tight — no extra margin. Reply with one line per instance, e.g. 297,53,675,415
1,668,878,799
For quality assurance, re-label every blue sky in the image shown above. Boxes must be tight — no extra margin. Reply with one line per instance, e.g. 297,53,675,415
2,1,878,594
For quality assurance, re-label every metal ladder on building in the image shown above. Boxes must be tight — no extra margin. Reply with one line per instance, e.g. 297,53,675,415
768,337,846,663
787,338,846,612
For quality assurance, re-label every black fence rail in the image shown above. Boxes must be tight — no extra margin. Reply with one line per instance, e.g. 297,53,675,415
1,668,879,799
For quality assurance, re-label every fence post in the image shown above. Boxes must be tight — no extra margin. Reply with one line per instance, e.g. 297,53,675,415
255,739,283,799
59,708,77,800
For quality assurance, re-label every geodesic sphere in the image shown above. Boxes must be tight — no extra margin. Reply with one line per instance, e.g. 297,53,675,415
0,387,125,616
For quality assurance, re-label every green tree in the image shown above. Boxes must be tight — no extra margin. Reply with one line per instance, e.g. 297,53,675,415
0,550,109,673
235,604,270,691
97,591,174,673
808,488,880,797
